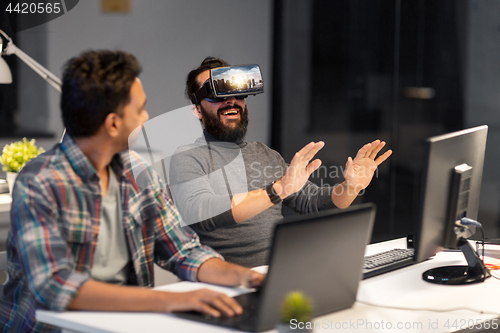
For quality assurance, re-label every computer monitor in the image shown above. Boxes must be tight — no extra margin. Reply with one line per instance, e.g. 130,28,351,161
414,125,490,285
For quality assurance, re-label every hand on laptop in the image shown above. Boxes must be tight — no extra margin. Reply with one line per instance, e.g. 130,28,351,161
241,269,265,289
197,258,265,289
177,258,265,317
166,288,243,317
167,269,264,318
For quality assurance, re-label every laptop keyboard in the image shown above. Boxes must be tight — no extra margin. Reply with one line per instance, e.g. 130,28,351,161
363,248,415,279
219,292,260,329
174,291,261,331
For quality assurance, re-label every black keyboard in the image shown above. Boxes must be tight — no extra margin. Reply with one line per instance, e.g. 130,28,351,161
363,248,415,279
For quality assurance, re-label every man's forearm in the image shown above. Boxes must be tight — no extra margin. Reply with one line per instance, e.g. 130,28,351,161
331,181,361,209
231,179,359,221
68,280,170,312
230,187,277,223
68,276,255,317
197,258,264,288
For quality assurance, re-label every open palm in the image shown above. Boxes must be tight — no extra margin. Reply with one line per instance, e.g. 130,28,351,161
280,141,325,197
344,140,392,192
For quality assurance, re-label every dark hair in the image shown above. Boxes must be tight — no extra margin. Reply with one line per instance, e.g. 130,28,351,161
185,56,230,104
61,50,142,137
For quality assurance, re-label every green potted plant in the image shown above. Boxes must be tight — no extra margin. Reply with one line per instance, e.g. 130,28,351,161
0,138,45,195
277,291,314,333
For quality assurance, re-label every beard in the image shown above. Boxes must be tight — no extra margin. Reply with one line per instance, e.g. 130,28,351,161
200,103,249,142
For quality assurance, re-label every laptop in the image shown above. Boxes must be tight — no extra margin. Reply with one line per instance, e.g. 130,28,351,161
174,203,376,332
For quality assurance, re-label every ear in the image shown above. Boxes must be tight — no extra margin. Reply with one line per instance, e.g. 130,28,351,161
192,104,203,120
103,112,120,137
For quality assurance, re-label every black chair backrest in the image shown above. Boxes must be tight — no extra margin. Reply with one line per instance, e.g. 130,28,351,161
0,251,8,297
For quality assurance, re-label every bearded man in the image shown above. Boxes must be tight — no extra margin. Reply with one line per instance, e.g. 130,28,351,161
169,57,392,267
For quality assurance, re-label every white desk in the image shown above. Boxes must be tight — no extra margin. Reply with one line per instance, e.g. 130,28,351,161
36,239,500,333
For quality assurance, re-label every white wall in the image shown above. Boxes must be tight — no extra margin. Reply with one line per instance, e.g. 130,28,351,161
15,0,272,149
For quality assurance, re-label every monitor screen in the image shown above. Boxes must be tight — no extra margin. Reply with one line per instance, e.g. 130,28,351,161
414,125,488,263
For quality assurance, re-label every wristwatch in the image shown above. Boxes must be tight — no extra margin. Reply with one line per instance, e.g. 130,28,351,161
265,181,282,205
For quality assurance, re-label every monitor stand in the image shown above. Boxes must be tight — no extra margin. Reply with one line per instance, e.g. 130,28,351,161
422,238,491,285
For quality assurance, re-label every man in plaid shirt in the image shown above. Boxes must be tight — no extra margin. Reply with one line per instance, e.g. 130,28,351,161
0,50,264,332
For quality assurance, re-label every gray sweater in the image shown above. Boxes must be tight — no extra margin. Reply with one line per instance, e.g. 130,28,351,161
169,131,336,267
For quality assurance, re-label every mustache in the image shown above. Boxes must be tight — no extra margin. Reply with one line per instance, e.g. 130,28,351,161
218,104,244,116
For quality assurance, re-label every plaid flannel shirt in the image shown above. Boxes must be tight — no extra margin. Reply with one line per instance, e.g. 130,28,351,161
0,135,221,332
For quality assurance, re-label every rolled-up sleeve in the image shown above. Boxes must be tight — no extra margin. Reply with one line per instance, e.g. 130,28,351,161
284,180,337,214
11,176,90,311
169,149,237,230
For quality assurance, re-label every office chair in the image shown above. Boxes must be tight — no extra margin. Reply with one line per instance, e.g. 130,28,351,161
0,251,8,297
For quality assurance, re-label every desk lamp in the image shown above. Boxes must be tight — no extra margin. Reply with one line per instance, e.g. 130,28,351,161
0,29,61,91
0,29,64,140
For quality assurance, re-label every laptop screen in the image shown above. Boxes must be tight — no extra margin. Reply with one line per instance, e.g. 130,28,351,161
255,203,376,330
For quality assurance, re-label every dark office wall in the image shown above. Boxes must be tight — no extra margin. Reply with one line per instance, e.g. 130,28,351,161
466,0,500,234
274,0,498,241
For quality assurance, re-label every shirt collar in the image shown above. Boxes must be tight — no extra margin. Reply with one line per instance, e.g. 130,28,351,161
61,134,126,181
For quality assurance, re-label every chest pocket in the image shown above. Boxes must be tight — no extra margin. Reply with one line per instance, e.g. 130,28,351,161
129,208,143,227
128,192,160,228
61,211,94,244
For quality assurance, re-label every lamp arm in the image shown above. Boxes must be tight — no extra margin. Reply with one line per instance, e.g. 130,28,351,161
4,43,61,92
0,29,61,92
0,29,64,141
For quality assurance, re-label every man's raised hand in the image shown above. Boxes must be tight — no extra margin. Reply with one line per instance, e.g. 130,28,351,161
344,139,392,192
275,141,325,199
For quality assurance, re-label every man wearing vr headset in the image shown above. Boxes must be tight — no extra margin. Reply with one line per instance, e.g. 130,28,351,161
169,57,391,268
0,51,264,332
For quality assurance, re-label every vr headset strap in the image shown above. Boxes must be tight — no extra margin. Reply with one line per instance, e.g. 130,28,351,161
191,83,210,104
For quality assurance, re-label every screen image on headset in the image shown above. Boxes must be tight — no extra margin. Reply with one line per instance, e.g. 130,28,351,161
210,64,264,97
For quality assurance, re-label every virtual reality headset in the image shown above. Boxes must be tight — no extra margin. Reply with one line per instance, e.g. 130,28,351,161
190,64,264,104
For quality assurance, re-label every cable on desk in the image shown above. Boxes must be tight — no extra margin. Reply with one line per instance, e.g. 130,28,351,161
464,218,500,274
460,217,485,260
356,299,500,316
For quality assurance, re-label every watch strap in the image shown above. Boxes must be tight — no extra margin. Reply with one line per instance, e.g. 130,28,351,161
265,181,282,205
